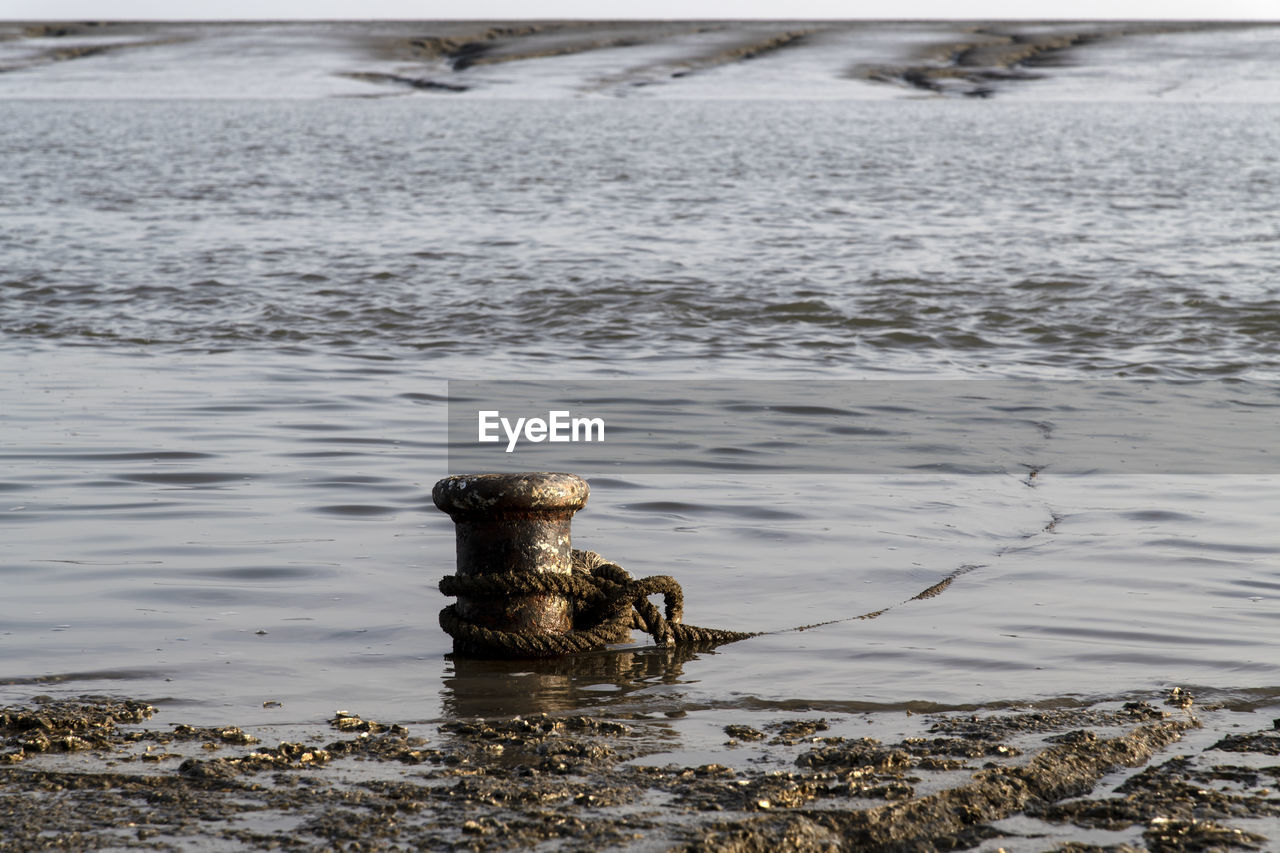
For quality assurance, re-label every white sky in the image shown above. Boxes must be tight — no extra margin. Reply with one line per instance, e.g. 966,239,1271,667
3,1,1278,21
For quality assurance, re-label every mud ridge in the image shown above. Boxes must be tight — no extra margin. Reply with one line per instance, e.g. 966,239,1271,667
0,29,189,75
402,22,684,72
20,22,107,38
667,30,814,79
851,22,1218,99
692,711,1194,850
584,27,819,93
405,23,552,64
450,34,649,71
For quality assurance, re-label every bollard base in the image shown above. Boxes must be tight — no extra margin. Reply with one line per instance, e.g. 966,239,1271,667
435,474,755,659
434,473,590,657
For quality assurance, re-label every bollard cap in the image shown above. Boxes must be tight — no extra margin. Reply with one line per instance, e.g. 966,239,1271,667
433,472,589,516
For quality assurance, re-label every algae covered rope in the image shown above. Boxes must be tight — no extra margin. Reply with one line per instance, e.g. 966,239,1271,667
438,549,757,659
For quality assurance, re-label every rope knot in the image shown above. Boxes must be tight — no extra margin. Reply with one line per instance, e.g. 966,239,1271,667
437,549,755,659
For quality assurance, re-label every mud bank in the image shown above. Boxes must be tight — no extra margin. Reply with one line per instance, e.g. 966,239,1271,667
849,22,1240,98
3,690,1279,851
5,20,1278,100
0,21,190,75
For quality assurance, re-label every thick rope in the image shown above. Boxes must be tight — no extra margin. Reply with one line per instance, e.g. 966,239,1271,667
438,549,757,658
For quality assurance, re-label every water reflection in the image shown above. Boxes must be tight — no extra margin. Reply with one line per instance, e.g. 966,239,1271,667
441,644,715,718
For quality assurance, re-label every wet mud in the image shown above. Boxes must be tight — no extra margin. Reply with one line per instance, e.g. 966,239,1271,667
662,29,813,80
0,21,190,74
385,22,823,93
850,22,1237,98
4,20,1274,100
402,23,552,65
4,691,1279,851
399,22,702,72
395,20,817,90
374,20,1253,99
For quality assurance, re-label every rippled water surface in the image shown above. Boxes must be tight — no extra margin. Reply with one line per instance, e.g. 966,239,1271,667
4,98,1280,376
2,44,1279,729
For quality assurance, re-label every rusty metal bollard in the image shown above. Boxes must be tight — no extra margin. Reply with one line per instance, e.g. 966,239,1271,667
433,472,589,657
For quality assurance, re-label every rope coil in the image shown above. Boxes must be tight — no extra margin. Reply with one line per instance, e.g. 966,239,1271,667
439,549,757,658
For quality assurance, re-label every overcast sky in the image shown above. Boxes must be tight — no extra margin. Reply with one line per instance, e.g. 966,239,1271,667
4,1,1278,21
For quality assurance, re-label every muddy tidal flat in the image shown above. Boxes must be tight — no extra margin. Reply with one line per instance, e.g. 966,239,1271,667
3,19,1280,100
5,690,1280,851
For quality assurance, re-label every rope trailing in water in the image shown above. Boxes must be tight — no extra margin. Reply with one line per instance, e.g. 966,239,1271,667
438,549,758,658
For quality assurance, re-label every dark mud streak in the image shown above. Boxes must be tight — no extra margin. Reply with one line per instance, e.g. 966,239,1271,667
335,71,468,93
855,31,1069,98
452,35,650,71
667,29,813,80
404,23,557,67
18,23,112,38
851,22,1223,99
402,23,674,72
0,23,190,74
585,27,816,92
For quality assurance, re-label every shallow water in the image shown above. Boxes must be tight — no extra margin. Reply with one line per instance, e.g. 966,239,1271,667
2,25,1279,736
3,97,1280,377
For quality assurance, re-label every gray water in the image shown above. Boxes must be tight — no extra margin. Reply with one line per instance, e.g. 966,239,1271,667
2,25,1280,735
5,98,1280,377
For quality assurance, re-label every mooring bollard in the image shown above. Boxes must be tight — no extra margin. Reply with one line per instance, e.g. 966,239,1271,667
433,472,589,657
